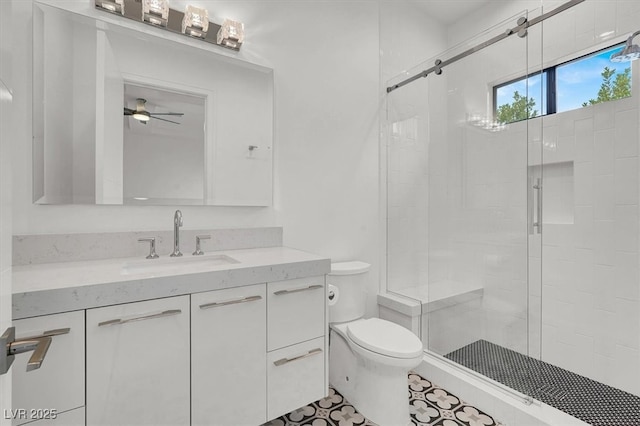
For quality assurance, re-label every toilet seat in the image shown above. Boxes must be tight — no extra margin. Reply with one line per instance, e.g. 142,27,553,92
346,318,423,359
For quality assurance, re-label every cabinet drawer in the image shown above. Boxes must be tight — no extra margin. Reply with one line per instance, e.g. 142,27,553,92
267,276,325,350
267,337,326,421
12,311,85,426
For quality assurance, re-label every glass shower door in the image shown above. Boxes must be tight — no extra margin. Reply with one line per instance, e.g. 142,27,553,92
422,11,544,399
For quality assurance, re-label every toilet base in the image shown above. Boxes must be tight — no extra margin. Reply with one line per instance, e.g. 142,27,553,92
329,329,416,426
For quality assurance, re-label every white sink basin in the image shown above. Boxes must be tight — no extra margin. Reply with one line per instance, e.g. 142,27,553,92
122,254,240,275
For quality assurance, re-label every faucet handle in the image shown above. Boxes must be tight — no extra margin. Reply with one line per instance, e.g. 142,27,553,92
193,235,211,256
138,237,159,259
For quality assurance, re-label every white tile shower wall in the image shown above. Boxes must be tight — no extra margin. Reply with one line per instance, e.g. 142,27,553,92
539,0,640,397
386,115,429,293
537,98,640,397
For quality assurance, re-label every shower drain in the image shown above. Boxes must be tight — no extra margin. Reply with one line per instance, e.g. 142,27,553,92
536,384,569,401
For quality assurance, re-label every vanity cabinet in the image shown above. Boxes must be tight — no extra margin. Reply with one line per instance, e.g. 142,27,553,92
13,266,328,425
86,296,190,426
11,311,85,426
191,284,267,426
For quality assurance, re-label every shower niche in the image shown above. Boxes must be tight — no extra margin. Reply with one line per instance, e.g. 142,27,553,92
530,161,575,226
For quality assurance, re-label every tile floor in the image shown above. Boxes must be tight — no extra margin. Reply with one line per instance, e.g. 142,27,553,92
264,372,501,426
447,339,640,426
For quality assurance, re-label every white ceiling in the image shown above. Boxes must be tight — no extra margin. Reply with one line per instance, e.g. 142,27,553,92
410,0,492,25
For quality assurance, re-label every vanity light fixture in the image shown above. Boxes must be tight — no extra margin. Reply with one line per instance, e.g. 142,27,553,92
182,5,209,39
95,0,244,51
142,0,169,27
94,0,124,15
217,19,244,49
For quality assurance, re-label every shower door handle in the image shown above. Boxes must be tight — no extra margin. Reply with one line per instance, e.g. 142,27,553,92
532,178,542,234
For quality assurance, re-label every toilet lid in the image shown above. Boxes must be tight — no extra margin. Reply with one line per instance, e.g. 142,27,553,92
347,318,423,359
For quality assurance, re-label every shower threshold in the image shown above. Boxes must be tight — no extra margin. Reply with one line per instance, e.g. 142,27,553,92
445,340,640,426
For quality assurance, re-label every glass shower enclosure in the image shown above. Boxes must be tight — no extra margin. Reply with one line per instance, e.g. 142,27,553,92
384,1,640,423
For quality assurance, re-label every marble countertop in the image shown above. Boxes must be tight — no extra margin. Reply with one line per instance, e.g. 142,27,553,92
13,246,330,319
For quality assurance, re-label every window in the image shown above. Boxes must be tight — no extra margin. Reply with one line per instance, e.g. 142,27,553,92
495,71,547,124
494,43,631,124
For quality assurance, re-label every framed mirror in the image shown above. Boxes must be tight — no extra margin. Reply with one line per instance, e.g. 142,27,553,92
32,2,273,206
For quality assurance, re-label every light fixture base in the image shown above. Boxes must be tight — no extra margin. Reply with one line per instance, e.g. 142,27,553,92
94,0,124,15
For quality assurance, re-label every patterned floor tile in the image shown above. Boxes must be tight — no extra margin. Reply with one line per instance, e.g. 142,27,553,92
454,405,499,426
264,373,499,426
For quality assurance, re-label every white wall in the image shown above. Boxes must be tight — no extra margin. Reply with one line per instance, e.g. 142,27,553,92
263,1,381,316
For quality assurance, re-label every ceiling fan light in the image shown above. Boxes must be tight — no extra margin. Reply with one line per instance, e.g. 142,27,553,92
132,111,150,122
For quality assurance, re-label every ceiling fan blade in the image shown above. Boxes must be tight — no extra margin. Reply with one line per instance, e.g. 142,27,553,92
150,115,181,125
149,112,185,116
124,107,135,115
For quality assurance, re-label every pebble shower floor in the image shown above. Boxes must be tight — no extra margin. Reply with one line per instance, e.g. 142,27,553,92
263,372,502,426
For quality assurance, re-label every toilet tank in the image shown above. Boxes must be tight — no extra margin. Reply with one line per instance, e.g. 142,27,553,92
328,261,371,323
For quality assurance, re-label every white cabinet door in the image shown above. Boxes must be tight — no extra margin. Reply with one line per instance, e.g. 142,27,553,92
11,311,85,426
191,284,266,426
86,296,190,426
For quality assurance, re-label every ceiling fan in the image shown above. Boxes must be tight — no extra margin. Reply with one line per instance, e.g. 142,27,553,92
123,98,184,124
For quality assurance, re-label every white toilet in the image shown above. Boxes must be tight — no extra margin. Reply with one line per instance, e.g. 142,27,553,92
328,261,423,426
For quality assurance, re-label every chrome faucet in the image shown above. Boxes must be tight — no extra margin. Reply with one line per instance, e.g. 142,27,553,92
170,210,183,257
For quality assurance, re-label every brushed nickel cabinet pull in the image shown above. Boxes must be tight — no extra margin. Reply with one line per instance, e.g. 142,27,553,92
199,295,262,310
98,309,182,327
273,284,323,296
274,348,322,366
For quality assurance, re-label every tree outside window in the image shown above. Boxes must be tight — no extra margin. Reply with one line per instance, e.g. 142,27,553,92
494,43,631,124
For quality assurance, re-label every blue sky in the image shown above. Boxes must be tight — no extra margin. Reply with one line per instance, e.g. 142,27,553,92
496,44,629,116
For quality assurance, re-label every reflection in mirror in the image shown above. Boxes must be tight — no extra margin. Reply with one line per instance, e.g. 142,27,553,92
33,2,274,206
123,83,206,205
